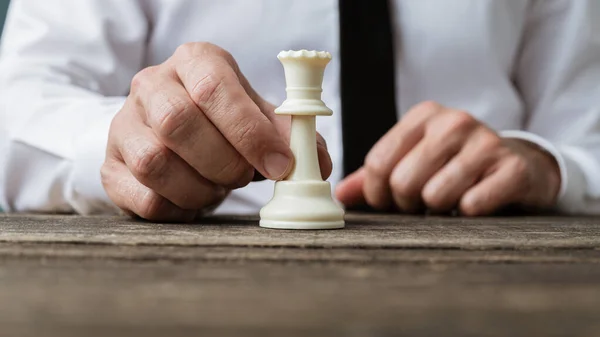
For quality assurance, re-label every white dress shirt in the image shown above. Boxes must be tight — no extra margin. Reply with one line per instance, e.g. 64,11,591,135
1,0,599,215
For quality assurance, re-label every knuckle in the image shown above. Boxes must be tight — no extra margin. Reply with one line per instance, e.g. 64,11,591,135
100,161,113,182
190,71,227,108
175,42,236,67
108,111,122,134
131,144,170,183
495,145,513,160
422,185,445,210
479,132,502,152
510,156,532,190
100,163,113,191
364,152,389,178
508,154,528,176
230,118,262,152
216,156,254,188
460,198,479,216
155,95,195,141
175,42,202,58
364,191,389,211
422,139,443,156
413,100,442,114
446,110,477,132
137,191,167,220
130,66,160,94
197,42,237,67
460,191,485,216
211,45,236,65
389,172,416,198
100,157,123,192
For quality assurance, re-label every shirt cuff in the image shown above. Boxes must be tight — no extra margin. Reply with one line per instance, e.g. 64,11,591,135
499,130,586,214
69,97,125,215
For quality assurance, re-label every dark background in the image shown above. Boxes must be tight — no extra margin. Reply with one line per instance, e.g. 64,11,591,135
0,0,9,38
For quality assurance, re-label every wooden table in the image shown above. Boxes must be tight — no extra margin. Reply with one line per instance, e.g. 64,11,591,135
1,213,599,337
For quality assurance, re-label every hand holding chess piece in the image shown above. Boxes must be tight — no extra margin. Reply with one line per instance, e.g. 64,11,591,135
260,50,345,229
101,43,333,221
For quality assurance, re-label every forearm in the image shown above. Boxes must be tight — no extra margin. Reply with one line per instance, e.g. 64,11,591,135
0,83,125,214
508,0,600,215
0,0,149,213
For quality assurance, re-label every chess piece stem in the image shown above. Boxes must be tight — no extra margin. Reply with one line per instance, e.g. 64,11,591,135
287,115,321,181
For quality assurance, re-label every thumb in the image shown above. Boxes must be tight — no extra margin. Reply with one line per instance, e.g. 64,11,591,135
335,167,366,207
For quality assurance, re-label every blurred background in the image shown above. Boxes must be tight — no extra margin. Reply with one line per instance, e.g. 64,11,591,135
0,0,8,38
0,0,6,212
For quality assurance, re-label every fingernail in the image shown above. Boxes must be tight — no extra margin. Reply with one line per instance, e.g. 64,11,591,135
264,152,292,180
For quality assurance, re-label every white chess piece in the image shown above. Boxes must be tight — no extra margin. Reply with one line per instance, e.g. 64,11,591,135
260,50,345,230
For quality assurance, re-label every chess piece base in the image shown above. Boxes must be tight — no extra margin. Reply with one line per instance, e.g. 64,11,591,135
260,181,345,230
259,219,345,230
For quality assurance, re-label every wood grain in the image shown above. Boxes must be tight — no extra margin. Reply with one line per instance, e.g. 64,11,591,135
1,213,599,249
1,213,599,337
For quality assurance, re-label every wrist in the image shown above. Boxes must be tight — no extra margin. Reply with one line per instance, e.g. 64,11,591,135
534,144,562,206
499,130,569,210
508,138,561,207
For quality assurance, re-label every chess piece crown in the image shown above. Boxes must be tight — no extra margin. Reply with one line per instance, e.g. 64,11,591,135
275,50,333,116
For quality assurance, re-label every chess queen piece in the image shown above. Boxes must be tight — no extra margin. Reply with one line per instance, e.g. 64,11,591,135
260,50,345,229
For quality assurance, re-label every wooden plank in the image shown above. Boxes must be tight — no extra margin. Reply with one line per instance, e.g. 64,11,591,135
1,242,599,264
0,256,599,337
1,214,599,336
1,213,600,249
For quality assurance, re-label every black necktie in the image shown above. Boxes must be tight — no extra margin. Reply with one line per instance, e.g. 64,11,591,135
339,0,398,177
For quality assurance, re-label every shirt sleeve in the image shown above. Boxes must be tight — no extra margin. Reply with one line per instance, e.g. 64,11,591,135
0,0,148,214
500,0,600,215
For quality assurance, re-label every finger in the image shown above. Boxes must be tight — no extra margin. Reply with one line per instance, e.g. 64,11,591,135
171,45,293,180
389,109,479,212
101,159,197,223
237,73,288,128
388,111,478,209
362,101,441,209
387,143,434,212
459,156,526,216
389,133,466,209
116,118,227,210
245,106,290,183
225,59,331,181
335,167,367,207
133,68,255,188
422,129,500,211
253,132,332,182
317,132,333,180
